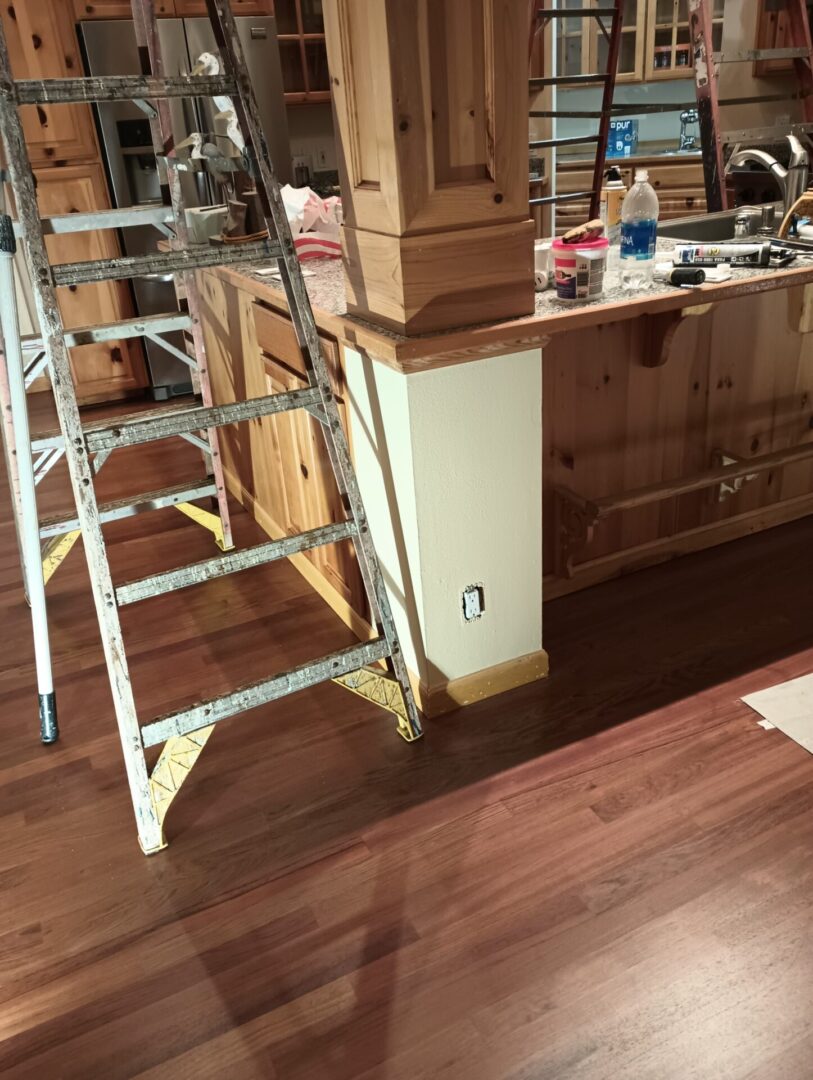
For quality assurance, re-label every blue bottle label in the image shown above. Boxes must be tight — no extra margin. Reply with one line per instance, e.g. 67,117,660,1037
620,219,657,260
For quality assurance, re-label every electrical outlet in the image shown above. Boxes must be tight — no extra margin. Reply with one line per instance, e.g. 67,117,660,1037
462,584,485,622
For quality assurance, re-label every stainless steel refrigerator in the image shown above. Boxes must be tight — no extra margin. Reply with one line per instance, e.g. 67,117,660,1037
79,17,291,398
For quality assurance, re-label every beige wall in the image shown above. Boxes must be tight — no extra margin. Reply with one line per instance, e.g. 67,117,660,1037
345,347,544,690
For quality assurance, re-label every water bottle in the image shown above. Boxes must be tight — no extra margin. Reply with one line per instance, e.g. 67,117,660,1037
620,168,659,290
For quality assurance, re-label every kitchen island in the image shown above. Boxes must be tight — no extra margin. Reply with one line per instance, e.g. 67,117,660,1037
197,244,813,715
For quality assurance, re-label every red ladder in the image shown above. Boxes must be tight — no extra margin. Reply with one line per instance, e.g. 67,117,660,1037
690,0,813,211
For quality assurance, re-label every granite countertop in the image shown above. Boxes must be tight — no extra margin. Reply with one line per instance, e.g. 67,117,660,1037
215,238,813,371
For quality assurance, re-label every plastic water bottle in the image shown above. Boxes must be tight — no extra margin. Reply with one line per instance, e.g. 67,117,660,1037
620,168,659,290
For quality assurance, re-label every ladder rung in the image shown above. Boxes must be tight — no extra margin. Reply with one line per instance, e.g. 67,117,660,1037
38,479,217,538
538,7,617,16
530,73,610,88
715,47,810,63
23,311,193,353
530,190,596,207
51,240,280,287
530,110,603,119
83,389,322,453
14,75,236,106
530,134,601,150
116,521,357,605
13,205,175,238
140,637,392,748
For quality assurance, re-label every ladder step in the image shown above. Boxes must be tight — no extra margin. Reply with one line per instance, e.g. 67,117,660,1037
38,478,218,538
530,134,601,150
23,311,193,353
77,388,322,453
13,204,175,238
140,637,392,748
14,75,236,106
530,73,610,88
538,7,617,16
116,521,357,605
714,47,810,63
530,189,596,207
51,239,280,287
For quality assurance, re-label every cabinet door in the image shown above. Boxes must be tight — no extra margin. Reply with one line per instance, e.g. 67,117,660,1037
645,0,725,80
1,1,98,165
262,355,364,612
30,165,148,402
554,0,644,84
72,0,175,16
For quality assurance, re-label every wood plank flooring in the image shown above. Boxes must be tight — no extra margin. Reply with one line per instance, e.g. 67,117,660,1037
1,400,812,1078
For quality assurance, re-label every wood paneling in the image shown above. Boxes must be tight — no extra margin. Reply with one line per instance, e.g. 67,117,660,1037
3,401,813,1077
543,286,813,586
1,1,98,165
32,165,148,403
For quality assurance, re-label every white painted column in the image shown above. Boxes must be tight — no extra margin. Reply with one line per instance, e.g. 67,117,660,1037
345,347,545,712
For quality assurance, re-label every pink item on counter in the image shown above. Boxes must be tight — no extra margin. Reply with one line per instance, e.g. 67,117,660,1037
552,235,609,302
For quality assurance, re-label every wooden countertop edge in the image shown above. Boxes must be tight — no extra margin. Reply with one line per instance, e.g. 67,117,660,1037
207,259,813,375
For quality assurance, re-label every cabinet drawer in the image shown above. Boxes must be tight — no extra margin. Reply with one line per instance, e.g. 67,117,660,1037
253,300,343,395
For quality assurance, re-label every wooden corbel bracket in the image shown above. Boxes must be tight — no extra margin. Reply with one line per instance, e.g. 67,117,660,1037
554,487,600,578
641,303,716,368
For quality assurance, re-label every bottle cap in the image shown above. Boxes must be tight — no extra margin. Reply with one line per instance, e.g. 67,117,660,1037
635,168,649,183
605,165,623,183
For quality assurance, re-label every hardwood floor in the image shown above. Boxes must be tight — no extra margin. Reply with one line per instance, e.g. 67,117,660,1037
1,400,813,1078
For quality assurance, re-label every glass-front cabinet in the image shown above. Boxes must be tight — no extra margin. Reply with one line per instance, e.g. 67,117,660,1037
644,0,724,80
275,0,330,103
555,0,726,85
556,0,645,84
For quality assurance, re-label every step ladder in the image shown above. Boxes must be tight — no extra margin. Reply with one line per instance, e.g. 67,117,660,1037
528,1,624,233
0,0,422,856
690,0,813,211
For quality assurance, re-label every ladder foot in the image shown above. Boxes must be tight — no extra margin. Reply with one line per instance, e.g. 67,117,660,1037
138,834,168,856
39,691,58,744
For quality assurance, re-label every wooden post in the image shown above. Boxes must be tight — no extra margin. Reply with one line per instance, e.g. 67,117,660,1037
324,0,535,336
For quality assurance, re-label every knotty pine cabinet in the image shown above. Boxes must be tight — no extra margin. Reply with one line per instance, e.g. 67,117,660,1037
3,1,98,165
2,0,148,403
198,271,366,621
32,164,147,401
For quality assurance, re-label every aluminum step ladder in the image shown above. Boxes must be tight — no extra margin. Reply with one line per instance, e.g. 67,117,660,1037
528,1,624,232
0,0,422,856
690,0,813,211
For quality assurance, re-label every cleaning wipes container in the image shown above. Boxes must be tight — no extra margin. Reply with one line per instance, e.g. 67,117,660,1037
552,235,609,302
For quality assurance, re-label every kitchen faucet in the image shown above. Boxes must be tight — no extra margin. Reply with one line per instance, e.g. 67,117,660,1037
726,134,810,222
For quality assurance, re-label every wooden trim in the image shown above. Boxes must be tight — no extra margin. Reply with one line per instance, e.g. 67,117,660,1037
416,650,550,718
545,492,813,599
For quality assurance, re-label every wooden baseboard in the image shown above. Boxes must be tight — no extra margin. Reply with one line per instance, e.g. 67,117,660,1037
223,465,549,719
545,492,813,599
414,649,549,718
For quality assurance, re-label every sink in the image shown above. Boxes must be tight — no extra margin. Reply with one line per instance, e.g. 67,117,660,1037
658,203,781,242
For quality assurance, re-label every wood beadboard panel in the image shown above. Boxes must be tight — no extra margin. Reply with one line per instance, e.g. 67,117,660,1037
543,288,813,579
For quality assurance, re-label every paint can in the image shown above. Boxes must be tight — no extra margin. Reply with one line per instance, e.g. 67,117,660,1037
552,236,609,302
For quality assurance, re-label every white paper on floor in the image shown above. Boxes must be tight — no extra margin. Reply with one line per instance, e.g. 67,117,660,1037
742,672,813,754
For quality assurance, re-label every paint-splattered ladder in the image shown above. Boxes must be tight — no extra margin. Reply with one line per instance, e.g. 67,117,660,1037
0,0,421,856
